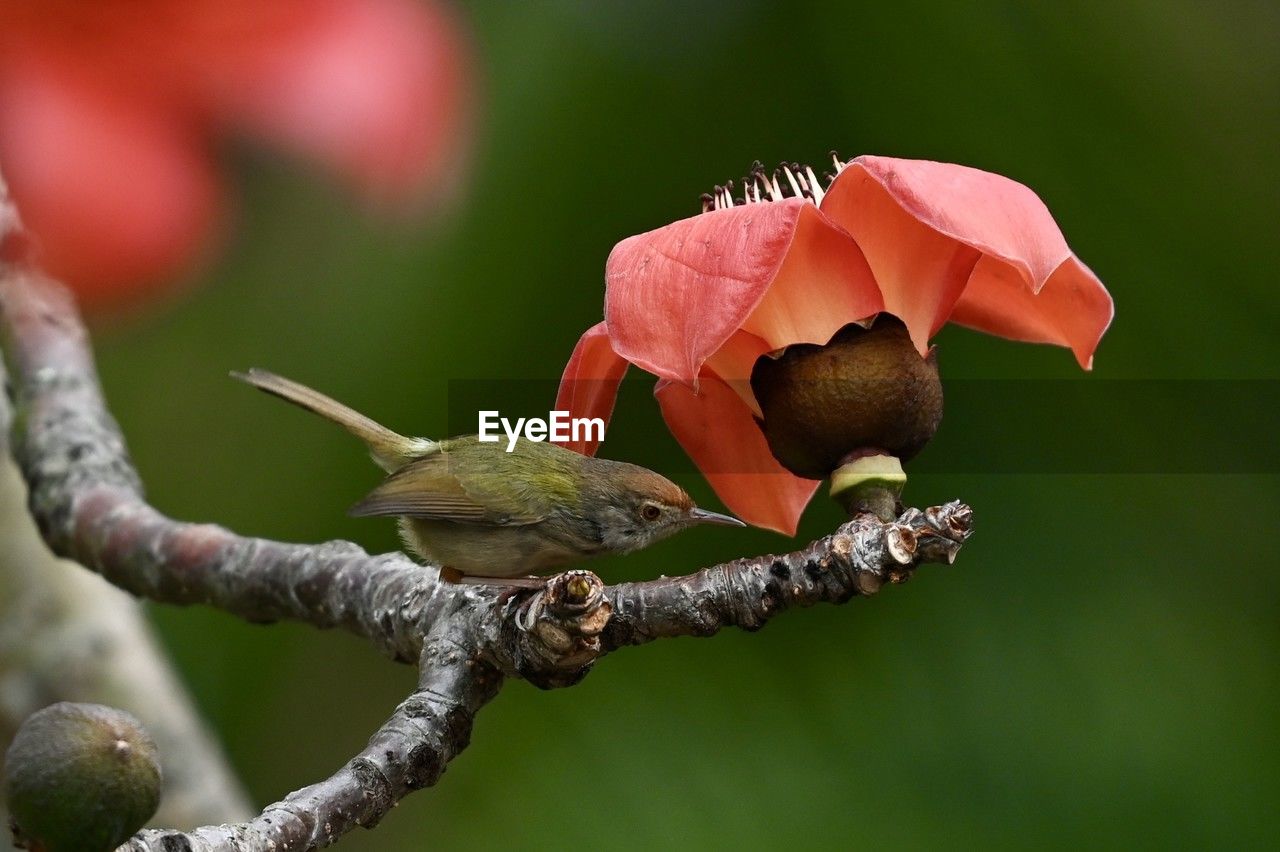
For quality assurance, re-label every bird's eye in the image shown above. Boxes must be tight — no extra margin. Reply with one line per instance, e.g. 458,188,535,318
640,503,662,522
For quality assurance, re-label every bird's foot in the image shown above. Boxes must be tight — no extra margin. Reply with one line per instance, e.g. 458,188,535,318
459,574,548,607
458,575,548,589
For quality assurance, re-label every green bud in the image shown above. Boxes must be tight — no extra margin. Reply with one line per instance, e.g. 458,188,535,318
4,702,161,852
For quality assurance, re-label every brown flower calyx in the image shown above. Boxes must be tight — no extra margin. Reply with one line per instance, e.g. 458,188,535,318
750,315,944,481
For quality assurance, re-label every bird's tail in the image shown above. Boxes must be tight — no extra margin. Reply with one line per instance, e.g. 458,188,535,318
231,368,435,472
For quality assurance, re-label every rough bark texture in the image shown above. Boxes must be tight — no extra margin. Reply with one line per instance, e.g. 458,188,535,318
602,502,971,650
0,209,972,849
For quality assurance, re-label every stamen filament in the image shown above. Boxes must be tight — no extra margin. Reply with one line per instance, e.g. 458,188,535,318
700,154,847,212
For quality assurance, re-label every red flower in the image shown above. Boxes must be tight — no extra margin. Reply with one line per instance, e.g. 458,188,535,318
0,0,470,304
556,155,1114,535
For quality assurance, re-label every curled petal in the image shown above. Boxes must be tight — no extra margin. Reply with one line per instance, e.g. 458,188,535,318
554,322,629,455
950,255,1114,369
605,200,804,384
655,375,820,535
0,52,219,301
821,161,982,354
823,156,1103,359
196,0,470,205
606,199,878,385
845,156,1074,289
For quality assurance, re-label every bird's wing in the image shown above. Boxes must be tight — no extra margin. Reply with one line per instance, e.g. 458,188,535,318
348,453,546,526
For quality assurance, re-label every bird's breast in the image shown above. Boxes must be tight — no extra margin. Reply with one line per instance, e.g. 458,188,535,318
398,518,587,577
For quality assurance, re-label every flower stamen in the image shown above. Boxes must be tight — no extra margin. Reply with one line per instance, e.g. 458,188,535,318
703,155,844,211
782,164,804,198
805,165,824,205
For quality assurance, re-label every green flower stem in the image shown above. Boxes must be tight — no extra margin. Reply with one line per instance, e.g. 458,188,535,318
830,453,906,521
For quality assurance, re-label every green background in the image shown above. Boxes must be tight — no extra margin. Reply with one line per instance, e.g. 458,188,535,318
87,0,1278,848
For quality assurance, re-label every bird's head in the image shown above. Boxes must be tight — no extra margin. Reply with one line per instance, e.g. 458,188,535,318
584,463,744,554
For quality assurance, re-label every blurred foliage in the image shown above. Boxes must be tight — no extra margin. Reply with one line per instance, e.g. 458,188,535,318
87,0,1276,848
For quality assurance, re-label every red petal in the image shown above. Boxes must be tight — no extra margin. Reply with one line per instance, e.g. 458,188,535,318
197,0,470,206
655,375,820,535
703,329,774,417
606,199,880,384
739,202,883,350
820,161,982,354
950,254,1115,369
554,322,630,455
606,200,804,384
823,156,1107,360
846,156,1074,288
0,51,219,302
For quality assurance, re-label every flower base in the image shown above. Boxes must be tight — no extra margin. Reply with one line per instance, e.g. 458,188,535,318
750,315,944,480
829,453,906,521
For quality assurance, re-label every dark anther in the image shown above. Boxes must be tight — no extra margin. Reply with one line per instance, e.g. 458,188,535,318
702,157,839,210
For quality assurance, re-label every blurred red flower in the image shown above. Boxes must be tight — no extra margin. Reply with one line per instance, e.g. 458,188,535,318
556,155,1114,534
0,0,470,304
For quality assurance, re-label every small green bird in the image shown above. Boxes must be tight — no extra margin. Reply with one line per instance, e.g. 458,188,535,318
233,369,743,583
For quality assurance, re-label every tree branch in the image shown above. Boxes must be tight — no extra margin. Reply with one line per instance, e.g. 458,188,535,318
127,630,500,850
122,571,610,850
0,459,256,830
601,502,971,651
0,188,252,830
0,236,971,848
1,270,445,663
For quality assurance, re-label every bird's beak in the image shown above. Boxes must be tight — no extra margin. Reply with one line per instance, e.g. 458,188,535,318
688,507,747,527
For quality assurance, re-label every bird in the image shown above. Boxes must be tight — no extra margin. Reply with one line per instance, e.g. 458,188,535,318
232,369,743,584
